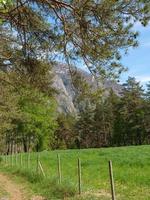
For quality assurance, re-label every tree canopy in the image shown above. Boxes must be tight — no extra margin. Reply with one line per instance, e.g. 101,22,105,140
0,0,150,77
0,1,150,153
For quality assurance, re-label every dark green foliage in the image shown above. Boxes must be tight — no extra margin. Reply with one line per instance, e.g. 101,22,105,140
76,106,95,148
144,82,150,141
0,0,150,151
112,77,148,146
16,87,58,151
0,70,58,153
0,0,150,77
146,81,150,100
74,77,150,148
53,114,77,149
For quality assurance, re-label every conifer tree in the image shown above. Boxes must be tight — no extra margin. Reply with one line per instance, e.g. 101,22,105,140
113,77,146,145
1,0,150,77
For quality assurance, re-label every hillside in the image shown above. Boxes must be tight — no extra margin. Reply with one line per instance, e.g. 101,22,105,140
53,64,123,113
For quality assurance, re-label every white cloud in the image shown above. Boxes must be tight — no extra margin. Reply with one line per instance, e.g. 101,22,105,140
135,75,150,83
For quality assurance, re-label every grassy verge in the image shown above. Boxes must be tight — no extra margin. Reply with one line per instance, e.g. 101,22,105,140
0,185,9,199
0,166,111,200
0,166,76,200
0,145,150,200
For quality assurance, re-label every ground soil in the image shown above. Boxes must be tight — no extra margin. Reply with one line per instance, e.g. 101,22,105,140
0,173,44,200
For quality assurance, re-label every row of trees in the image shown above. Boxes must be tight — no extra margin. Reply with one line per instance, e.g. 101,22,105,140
0,66,58,153
54,77,150,149
1,69,150,153
0,1,150,153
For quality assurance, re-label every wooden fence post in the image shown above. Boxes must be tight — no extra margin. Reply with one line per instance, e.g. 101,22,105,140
9,155,11,165
109,160,116,200
39,161,46,177
57,154,62,184
8,155,10,165
6,155,7,164
9,154,11,166
5,154,7,165
27,152,30,169
15,153,18,166
36,152,40,174
20,153,23,167
4,154,6,164
11,153,13,167
78,158,82,195
1,154,2,163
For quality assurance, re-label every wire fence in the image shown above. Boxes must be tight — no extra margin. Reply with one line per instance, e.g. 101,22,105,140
1,152,116,200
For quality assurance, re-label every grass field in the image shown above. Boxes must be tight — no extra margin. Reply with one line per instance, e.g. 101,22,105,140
1,145,150,200
0,184,9,199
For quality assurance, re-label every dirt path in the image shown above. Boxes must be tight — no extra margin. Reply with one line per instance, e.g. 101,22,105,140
0,173,26,200
0,173,44,200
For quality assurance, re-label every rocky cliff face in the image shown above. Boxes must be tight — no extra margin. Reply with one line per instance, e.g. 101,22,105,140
53,64,123,113
53,73,76,113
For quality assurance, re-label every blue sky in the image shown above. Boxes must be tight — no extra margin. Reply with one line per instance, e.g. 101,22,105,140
120,22,150,86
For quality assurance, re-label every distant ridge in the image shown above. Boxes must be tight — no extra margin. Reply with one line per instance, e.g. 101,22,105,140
53,63,123,113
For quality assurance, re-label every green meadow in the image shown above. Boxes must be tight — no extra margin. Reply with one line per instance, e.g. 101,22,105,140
1,145,150,200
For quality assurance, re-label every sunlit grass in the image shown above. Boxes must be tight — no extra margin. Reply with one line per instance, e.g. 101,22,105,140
1,145,150,200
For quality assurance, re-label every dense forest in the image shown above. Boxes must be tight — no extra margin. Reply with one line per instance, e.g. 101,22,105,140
0,0,150,154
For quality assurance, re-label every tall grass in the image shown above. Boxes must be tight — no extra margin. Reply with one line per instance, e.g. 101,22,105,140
1,145,150,200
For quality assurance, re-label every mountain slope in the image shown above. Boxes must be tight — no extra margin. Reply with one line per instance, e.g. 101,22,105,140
53,64,123,113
